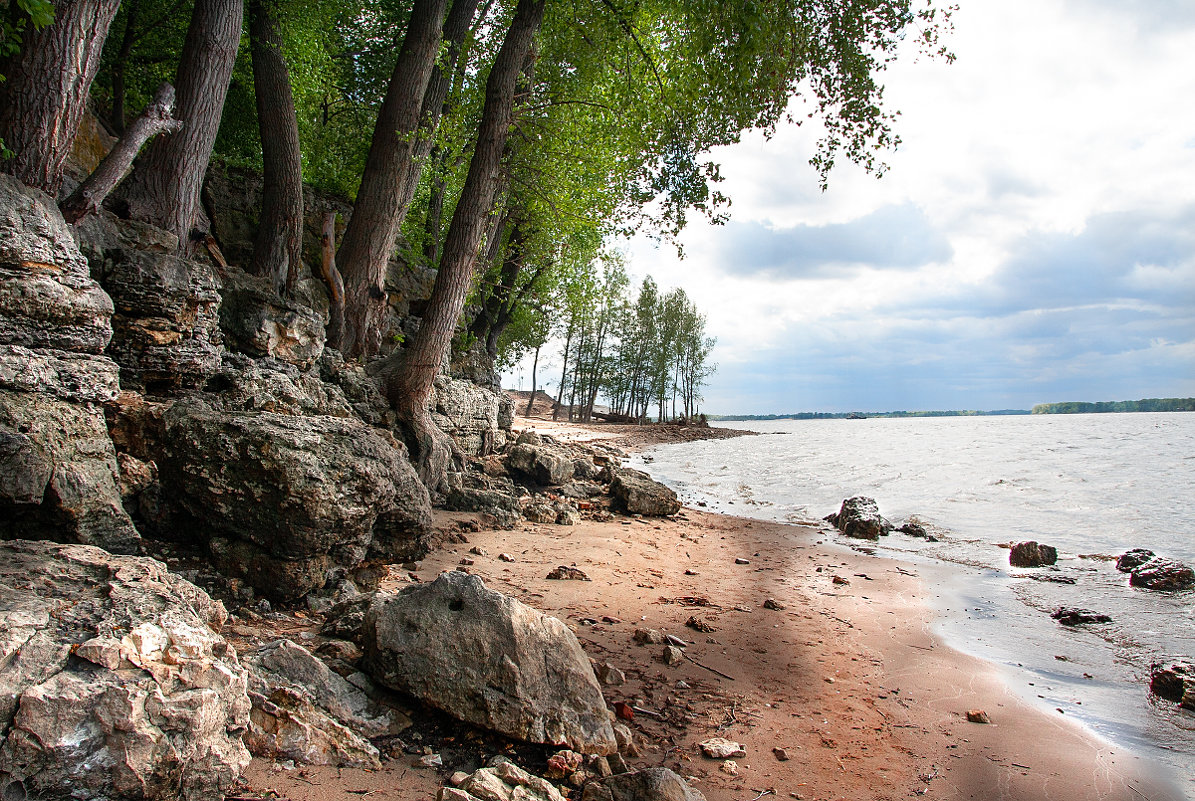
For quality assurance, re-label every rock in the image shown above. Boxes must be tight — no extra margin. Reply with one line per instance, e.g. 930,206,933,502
699,737,746,759
1149,662,1195,709
965,709,991,724
206,353,355,418
0,540,250,801
0,175,114,355
824,497,891,540
684,616,715,633
1009,541,1058,568
320,593,375,644
419,753,444,768
457,760,567,801
547,565,591,581
507,443,575,486
831,575,850,586
431,376,508,456
1115,548,1155,573
361,572,617,754
734,557,750,565
581,768,707,801
94,248,222,392
159,396,432,600
609,469,681,516
498,553,516,563
633,628,664,645
556,506,581,526
445,487,522,529
612,723,636,755
763,599,786,611
719,760,738,775
244,682,380,768
1051,608,1112,626
1129,558,1195,591
662,646,685,666
218,267,325,370
596,663,625,686
0,347,139,553
545,749,585,779
525,502,559,524
773,747,789,761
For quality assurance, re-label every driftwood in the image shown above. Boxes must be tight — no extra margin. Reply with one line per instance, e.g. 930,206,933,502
60,83,182,224
320,211,346,348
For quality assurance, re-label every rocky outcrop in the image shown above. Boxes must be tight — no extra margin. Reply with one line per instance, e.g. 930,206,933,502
0,540,250,801
825,496,891,539
1129,558,1195,591
581,769,708,801
361,572,617,754
610,468,681,516
1009,541,1058,568
431,375,509,456
243,639,393,767
159,396,432,600
206,353,356,418
1149,662,1195,710
218,267,325,370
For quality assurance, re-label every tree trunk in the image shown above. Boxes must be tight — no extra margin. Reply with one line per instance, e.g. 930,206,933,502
60,82,181,224
120,0,243,251
319,212,345,348
109,0,141,133
250,0,304,295
525,344,539,416
383,0,546,488
335,0,450,359
553,324,572,421
0,0,123,195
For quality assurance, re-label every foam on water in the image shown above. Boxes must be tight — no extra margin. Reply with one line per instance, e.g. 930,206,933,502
629,412,1195,786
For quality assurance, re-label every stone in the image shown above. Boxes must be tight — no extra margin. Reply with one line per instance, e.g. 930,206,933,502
773,747,789,761
763,599,786,611
824,497,891,540
498,553,516,563
1116,548,1155,573
596,663,625,686
965,709,991,724
0,347,139,553
1051,608,1112,626
610,468,681,516
445,487,522,529
1149,662,1195,710
218,267,325,370
633,628,664,645
1129,558,1195,591
525,502,559,524
581,769,707,801
244,683,380,769
662,646,685,666
612,723,636,755
719,760,738,775
508,443,575,486
555,506,581,526
206,353,355,418
94,248,222,392
0,541,250,801
734,558,750,565
361,571,616,754
159,397,432,600
0,175,113,355
545,749,585,779
458,760,567,801
1009,541,1058,568
431,375,507,457
699,737,746,759
547,565,591,581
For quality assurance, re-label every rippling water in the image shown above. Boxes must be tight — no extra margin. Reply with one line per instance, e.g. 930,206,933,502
628,413,1195,786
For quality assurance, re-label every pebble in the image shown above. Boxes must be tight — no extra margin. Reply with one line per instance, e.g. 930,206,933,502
966,709,991,724
763,599,787,610
633,628,664,645
498,553,516,562
832,576,850,585
449,771,470,786
735,558,750,565
773,747,790,761
720,760,739,775
700,737,747,759
469,546,487,556
547,565,591,581
459,558,475,566
662,645,685,666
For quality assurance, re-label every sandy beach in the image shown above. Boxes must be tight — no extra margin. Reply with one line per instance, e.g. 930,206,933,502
236,417,1185,801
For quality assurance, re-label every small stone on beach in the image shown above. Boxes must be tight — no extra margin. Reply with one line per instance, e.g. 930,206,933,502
662,645,685,666
735,558,750,565
966,710,991,724
498,553,516,563
763,599,787,610
700,737,747,759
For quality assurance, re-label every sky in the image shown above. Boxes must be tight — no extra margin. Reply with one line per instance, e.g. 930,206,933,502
509,0,1195,415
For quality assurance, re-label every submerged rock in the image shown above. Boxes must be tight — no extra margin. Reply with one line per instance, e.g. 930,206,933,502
362,571,616,754
1129,558,1195,591
0,540,250,801
1116,548,1155,573
1009,541,1058,568
1051,608,1112,626
1149,662,1195,710
825,496,892,540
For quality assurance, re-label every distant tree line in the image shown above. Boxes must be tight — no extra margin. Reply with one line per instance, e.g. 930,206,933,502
711,409,1032,421
1031,398,1195,415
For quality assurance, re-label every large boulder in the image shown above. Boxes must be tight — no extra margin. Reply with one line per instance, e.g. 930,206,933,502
361,572,617,754
507,443,575,486
205,353,355,418
581,769,708,801
159,396,432,600
825,496,891,540
218,267,325,370
92,247,222,392
243,639,394,768
0,174,113,355
0,346,139,553
1129,558,1195,591
610,468,680,517
431,375,508,456
0,541,251,801
1009,541,1058,568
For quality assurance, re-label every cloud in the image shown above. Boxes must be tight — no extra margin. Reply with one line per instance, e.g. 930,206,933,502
713,204,953,279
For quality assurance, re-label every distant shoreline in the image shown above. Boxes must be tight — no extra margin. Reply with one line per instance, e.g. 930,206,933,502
710,396,1194,421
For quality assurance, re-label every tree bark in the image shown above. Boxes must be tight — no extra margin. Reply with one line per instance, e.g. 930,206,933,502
319,211,346,348
109,0,141,133
383,0,547,488
60,82,181,224
250,0,304,295
120,0,243,251
0,0,123,195
335,0,450,359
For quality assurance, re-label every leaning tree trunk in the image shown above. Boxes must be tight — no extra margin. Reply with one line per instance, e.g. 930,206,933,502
120,0,242,251
383,0,547,489
334,0,450,357
249,0,304,294
0,0,123,195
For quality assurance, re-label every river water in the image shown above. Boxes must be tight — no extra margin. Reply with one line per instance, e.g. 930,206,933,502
627,412,1195,787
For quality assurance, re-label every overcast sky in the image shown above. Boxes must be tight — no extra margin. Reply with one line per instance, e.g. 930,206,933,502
512,0,1195,414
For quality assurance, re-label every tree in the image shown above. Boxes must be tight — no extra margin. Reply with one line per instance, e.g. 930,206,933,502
382,0,548,487
120,0,243,250
249,0,304,293
0,0,118,194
